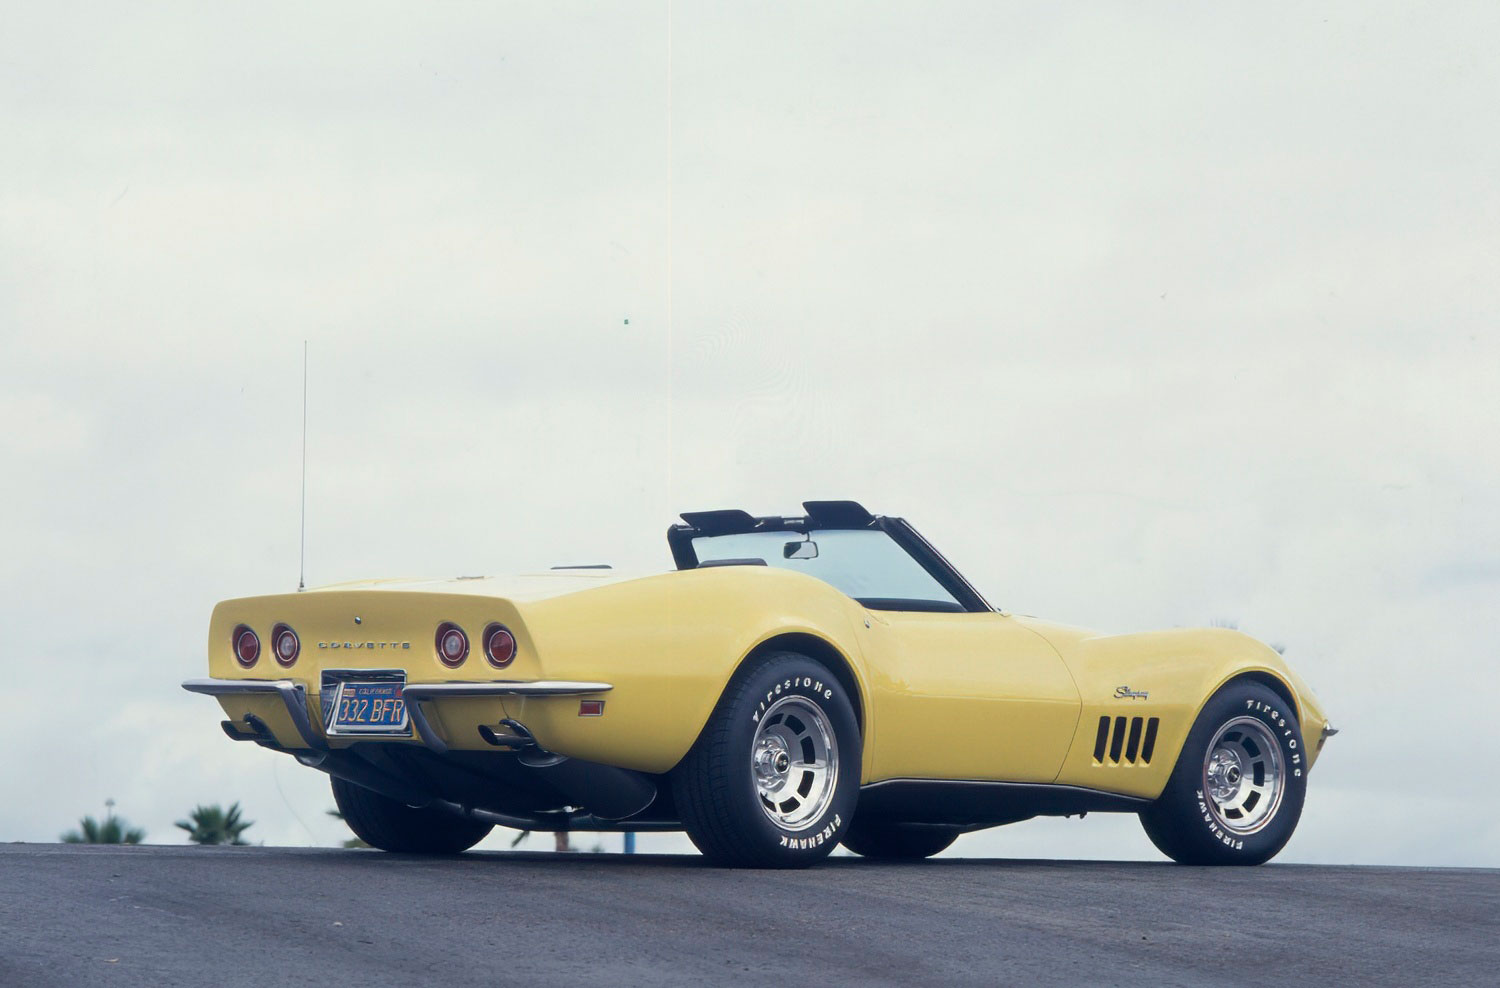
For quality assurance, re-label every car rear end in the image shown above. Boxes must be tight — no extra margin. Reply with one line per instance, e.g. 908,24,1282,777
191,584,599,754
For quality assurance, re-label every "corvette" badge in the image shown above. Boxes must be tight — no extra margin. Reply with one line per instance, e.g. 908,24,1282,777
318,641,412,650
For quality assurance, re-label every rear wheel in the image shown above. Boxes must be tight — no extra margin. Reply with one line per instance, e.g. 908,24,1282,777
1140,681,1306,865
673,652,861,868
331,776,492,854
841,820,959,860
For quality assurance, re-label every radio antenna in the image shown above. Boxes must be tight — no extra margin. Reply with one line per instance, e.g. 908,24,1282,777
298,340,308,592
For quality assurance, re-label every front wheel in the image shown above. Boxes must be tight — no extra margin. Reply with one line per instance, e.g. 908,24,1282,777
673,652,861,868
331,776,493,854
1140,681,1307,865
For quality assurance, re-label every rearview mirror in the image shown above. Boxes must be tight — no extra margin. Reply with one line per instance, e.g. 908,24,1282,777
784,539,818,560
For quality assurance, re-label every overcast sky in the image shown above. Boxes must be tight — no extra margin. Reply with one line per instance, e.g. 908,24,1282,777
3,2,1496,865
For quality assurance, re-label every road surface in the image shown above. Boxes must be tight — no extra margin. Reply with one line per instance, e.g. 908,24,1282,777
2,844,1494,986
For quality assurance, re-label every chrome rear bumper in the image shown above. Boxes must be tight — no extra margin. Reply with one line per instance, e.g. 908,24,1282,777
180,676,612,753
182,678,327,750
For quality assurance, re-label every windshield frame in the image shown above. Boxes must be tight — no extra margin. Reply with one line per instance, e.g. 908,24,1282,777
667,501,994,613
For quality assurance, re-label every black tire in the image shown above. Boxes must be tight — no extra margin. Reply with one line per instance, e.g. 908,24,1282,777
1140,680,1307,865
673,652,861,868
841,820,960,860
331,776,493,854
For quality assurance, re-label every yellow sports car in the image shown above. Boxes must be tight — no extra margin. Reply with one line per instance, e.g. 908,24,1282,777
184,500,1334,867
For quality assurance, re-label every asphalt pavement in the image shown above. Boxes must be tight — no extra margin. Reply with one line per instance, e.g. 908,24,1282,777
2,844,1495,987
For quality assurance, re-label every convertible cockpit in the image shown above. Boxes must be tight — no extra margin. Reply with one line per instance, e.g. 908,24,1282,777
668,500,990,614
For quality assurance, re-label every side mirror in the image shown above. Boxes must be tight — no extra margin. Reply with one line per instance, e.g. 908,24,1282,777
783,539,818,560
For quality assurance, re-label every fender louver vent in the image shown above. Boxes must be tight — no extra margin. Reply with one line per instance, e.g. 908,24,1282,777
1093,716,1159,765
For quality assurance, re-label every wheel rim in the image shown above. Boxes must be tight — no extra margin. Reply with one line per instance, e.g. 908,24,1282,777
1201,716,1286,835
751,695,839,832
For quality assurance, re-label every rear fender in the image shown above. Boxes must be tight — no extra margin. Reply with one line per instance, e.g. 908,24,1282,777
506,567,872,776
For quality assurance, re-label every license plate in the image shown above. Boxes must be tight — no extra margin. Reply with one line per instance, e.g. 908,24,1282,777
327,680,409,735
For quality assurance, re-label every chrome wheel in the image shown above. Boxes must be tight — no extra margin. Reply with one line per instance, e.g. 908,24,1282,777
751,695,838,832
1202,716,1285,835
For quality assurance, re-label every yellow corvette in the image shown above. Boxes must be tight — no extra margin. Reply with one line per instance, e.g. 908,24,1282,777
184,500,1334,867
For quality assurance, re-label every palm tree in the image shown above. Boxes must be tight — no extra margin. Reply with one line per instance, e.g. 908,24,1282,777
62,815,146,844
176,803,253,845
62,799,145,844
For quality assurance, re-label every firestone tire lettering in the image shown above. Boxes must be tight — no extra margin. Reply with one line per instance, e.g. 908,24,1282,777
673,651,861,869
1139,681,1308,866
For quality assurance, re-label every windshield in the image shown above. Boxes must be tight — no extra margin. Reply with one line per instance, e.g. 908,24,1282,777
690,529,963,612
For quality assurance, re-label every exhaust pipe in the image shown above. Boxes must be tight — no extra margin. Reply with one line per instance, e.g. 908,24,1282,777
284,724,656,826
294,749,434,808
477,717,657,821
477,719,538,749
517,748,656,821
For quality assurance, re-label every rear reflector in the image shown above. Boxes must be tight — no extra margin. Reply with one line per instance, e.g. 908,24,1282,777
233,625,260,667
579,700,604,717
483,623,517,669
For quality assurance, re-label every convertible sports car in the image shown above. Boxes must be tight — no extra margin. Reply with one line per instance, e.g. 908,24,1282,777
184,501,1334,867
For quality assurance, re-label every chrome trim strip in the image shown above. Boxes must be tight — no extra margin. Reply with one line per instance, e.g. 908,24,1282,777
181,678,327,751
859,777,1149,801
321,668,408,683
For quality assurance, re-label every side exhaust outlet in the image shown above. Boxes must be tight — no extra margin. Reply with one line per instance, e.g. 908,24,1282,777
516,748,657,822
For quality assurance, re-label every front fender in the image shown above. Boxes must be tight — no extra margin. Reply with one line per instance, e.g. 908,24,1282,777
1017,621,1328,799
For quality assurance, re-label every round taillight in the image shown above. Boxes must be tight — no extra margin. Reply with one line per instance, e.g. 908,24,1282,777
436,622,469,667
483,623,517,668
233,625,260,667
272,624,300,667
